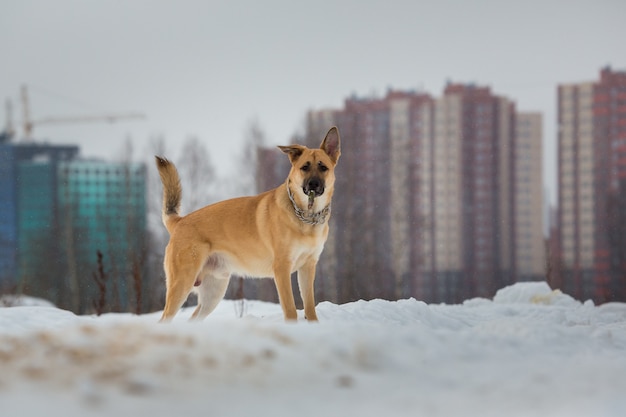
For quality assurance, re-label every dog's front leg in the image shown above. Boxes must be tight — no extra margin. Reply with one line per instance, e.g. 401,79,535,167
297,259,318,321
273,260,298,321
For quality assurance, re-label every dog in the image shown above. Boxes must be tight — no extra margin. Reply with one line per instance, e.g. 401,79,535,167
155,127,340,322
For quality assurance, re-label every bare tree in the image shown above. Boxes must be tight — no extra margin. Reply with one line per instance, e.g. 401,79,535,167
177,135,216,212
234,117,267,196
92,250,107,315
117,135,135,163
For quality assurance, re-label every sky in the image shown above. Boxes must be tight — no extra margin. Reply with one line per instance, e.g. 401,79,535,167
1,0,625,206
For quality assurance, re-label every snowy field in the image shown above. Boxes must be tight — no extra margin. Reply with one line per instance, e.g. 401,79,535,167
1,282,625,417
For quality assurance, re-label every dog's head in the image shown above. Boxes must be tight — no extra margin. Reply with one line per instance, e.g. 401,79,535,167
279,127,341,210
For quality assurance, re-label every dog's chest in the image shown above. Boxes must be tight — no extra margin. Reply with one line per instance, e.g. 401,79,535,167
287,232,326,268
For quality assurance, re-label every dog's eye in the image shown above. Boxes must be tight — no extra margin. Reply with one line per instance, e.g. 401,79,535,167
318,164,328,172
300,163,311,172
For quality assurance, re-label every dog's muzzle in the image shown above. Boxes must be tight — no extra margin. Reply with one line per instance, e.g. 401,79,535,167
303,177,324,197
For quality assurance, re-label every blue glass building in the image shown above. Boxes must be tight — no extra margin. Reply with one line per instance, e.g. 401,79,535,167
0,142,146,312
0,143,78,292
57,160,146,311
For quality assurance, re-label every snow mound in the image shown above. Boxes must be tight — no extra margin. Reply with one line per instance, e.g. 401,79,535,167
0,282,625,417
0,294,56,308
493,281,584,307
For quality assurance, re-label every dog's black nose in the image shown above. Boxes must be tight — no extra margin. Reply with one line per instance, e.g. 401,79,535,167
304,177,324,196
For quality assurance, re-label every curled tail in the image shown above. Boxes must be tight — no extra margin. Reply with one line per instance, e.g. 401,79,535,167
155,156,182,234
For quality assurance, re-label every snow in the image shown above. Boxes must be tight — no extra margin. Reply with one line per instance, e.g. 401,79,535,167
1,282,625,417
0,294,56,308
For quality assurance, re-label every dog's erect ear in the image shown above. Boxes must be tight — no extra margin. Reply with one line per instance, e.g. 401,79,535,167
278,145,306,163
320,126,341,163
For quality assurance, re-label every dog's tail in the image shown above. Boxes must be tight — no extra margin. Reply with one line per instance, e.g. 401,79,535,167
155,156,182,234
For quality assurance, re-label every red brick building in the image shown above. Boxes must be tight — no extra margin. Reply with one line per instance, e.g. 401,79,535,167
557,66,626,302
299,85,544,304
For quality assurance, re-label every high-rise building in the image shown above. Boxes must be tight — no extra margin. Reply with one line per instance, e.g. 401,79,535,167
557,66,626,302
0,143,79,292
56,160,147,311
417,84,522,301
302,84,544,303
307,92,434,301
515,113,546,281
0,141,147,311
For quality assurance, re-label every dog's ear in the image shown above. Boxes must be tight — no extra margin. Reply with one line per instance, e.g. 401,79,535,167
320,126,341,163
278,145,306,163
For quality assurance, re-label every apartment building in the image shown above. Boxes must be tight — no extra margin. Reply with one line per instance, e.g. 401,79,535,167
557,66,626,302
0,141,147,311
56,160,146,312
0,143,79,291
515,113,545,281
426,84,518,301
301,84,544,303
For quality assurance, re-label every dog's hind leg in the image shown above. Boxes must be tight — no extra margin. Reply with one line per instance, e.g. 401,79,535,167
160,244,205,322
190,274,231,321
160,278,194,322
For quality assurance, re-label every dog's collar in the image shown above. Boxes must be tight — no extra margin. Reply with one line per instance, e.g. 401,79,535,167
286,182,330,226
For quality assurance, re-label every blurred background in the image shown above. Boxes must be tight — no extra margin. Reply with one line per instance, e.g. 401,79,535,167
1,0,625,313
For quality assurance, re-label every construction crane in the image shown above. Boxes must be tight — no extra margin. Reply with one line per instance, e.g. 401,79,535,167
1,99,15,143
18,85,145,140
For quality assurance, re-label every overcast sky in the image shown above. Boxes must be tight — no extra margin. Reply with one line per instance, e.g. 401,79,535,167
2,0,625,205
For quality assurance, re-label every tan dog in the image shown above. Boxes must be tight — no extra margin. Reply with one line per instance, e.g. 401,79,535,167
155,127,341,322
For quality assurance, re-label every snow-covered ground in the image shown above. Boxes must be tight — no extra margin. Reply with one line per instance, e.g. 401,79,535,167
1,282,625,417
